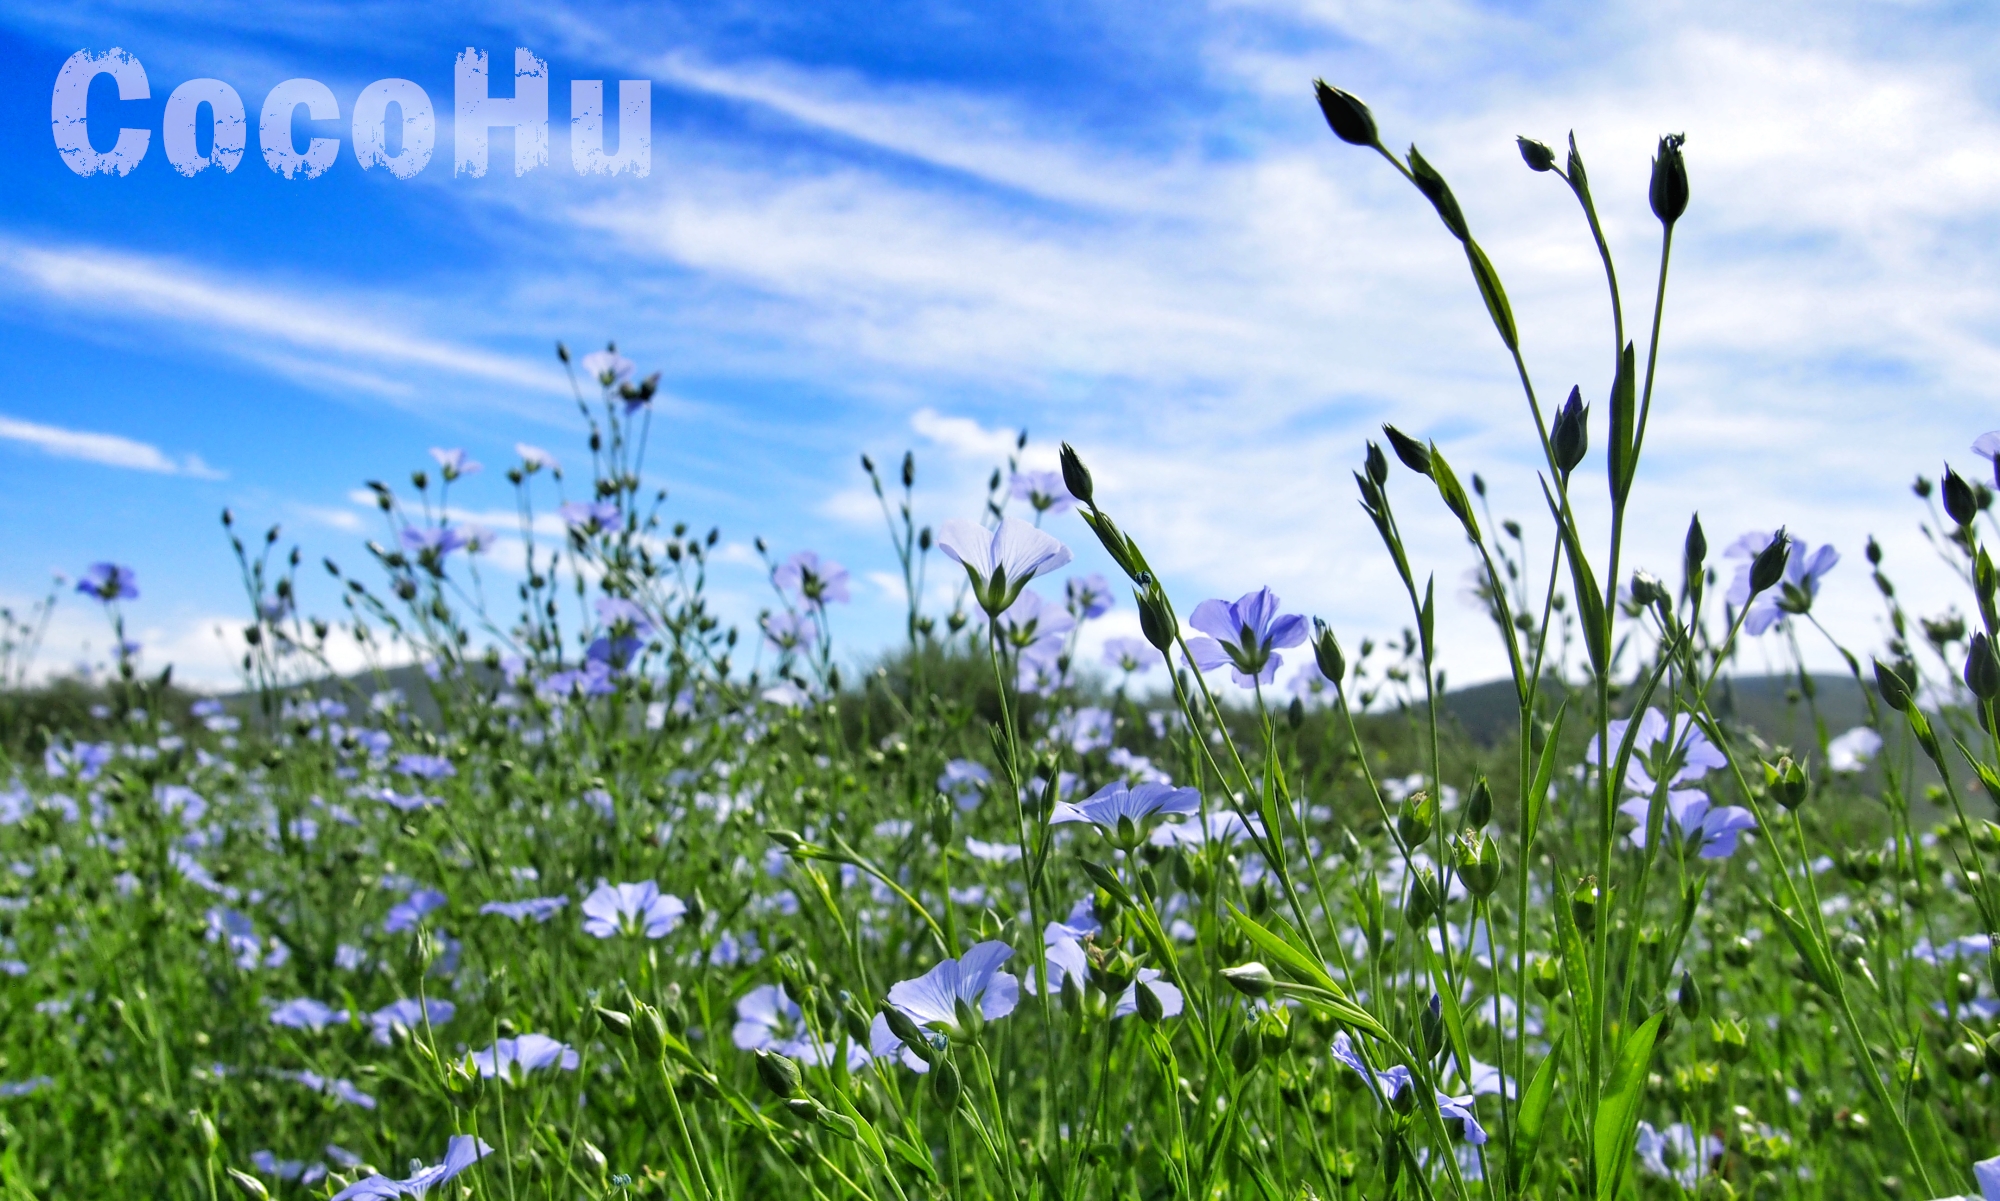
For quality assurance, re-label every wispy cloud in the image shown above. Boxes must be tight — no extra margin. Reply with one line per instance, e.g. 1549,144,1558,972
0,413,224,479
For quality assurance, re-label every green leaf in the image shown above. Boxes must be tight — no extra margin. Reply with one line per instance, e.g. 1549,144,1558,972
1594,1013,1662,1201
1422,940,1474,1093
1428,444,1483,544
1550,866,1594,1020
1079,859,1133,907
1607,341,1637,506
1525,701,1567,848
1512,1028,1564,1190
1762,895,1836,993
1226,904,1388,1040
1465,239,1519,351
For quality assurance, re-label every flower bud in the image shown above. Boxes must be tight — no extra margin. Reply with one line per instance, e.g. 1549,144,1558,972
1763,756,1809,811
1420,994,1445,1060
1711,1015,1750,1064
930,1057,962,1111
1684,513,1707,586
1138,588,1176,653
1405,867,1440,928
1364,442,1389,487
756,1049,803,1099
1550,385,1588,477
1748,529,1790,595
1570,876,1600,936
632,1002,668,1063
1649,133,1688,225
1231,1023,1263,1075
1383,424,1433,477
1312,619,1345,687
881,1005,937,1063
1465,776,1492,829
1135,980,1166,1024
1873,658,1915,712
1677,970,1702,1020
1516,136,1556,172
901,451,915,489
1220,962,1277,998
1531,955,1562,999
816,1106,860,1140
1396,790,1435,847
1312,80,1378,147
1059,442,1095,508
1967,632,2000,700
226,1170,271,1201
1945,464,1979,526
1946,1040,1985,1082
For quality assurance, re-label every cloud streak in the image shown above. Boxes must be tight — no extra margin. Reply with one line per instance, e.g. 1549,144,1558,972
0,412,224,479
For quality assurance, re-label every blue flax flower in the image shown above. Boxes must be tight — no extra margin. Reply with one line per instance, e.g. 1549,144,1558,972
581,881,686,938
1186,588,1309,687
331,1134,492,1200
479,896,569,924
1724,530,1837,635
269,998,347,1031
558,500,621,533
888,941,1020,1036
775,551,851,606
1010,470,1077,517
936,517,1072,616
1332,1032,1486,1144
76,562,137,602
383,889,447,934
469,1034,578,1078
1051,781,1201,844
1102,636,1156,674
938,759,991,811
367,998,455,1045
1066,573,1113,619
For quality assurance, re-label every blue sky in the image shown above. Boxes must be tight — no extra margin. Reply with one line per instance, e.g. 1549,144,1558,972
3,0,1999,690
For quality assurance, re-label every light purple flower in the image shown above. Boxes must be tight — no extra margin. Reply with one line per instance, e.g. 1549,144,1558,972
399,525,469,558
428,447,480,478
470,1034,579,1078
1053,706,1114,754
762,610,817,653
1618,790,1756,860
480,896,570,924
936,517,1073,616
251,1151,325,1184
558,500,621,533
1102,636,1156,674
367,998,455,1045
775,551,851,606
580,350,635,387
1010,470,1077,516
331,1134,492,1201
270,998,347,1031
395,754,455,780
997,589,1074,664
1976,1154,2000,1201
1186,588,1309,687
45,742,112,782
285,1070,376,1110
964,838,1022,863
1587,708,1725,794
1634,1121,1721,1190
1066,573,1113,619
1827,726,1882,773
384,889,447,934
1723,530,1837,635
581,881,686,939
733,983,868,1069
1051,781,1201,838
887,941,1020,1033
938,759,991,811
76,562,137,601
516,443,559,472
1033,909,1183,1019
594,596,651,633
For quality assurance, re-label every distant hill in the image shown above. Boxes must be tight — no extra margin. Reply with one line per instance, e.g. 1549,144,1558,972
1438,672,1872,749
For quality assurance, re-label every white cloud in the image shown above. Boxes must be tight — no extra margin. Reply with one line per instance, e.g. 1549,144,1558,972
0,412,224,479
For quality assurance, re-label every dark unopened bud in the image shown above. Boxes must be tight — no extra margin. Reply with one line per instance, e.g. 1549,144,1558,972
1220,962,1277,998
1749,529,1790,595
1059,442,1095,508
1629,570,1667,609
1517,136,1556,172
1364,442,1389,487
1764,756,1809,811
1966,632,2000,700
1138,588,1176,653
1231,1023,1263,1075
1383,424,1433,477
756,1050,803,1099
1464,777,1491,829
556,341,570,363
1551,386,1588,477
860,453,875,474
596,1006,633,1038
632,1002,667,1063
1135,980,1166,1024
1420,994,1445,1060
1677,970,1702,1020
1873,658,1915,712
881,1005,935,1063
901,451,915,489
1312,619,1345,688
1945,465,1978,526
1684,514,1707,589
1312,80,1378,147
226,1169,271,1201
1649,133,1688,225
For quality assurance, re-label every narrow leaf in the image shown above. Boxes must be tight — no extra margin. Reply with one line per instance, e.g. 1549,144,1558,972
1525,700,1568,848
1512,1028,1564,1189
1465,239,1519,351
1594,1012,1663,1201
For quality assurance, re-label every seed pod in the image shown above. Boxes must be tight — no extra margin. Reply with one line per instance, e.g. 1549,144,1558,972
1454,832,1500,898
1764,757,1809,811
1570,876,1600,936
1711,1016,1750,1064
1531,955,1562,1000
1396,790,1436,848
